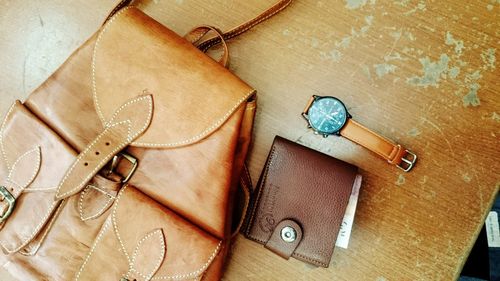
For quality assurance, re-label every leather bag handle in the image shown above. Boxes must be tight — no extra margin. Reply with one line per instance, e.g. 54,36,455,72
186,0,293,66
184,25,230,67
195,0,293,51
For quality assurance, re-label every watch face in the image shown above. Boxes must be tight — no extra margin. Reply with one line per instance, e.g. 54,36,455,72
307,96,348,135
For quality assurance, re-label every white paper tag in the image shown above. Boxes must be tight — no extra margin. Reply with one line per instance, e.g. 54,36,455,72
335,174,362,249
486,211,500,248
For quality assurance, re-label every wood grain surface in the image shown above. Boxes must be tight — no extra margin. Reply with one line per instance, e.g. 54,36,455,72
1,0,499,280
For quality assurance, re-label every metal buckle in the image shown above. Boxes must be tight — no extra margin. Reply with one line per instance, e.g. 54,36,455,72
397,150,417,172
0,186,16,223
106,152,138,183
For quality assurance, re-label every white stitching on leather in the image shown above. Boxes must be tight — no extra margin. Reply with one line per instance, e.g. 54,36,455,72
78,185,115,222
92,6,134,123
0,200,60,254
55,120,132,199
91,5,253,148
7,147,41,196
106,94,153,143
57,93,152,200
150,241,222,280
112,185,223,280
74,217,112,281
112,184,132,264
131,91,254,148
0,102,19,170
129,229,166,281
22,186,57,192
19,200,64,256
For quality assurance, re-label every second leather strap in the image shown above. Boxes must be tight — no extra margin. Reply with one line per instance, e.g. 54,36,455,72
340,119,408,166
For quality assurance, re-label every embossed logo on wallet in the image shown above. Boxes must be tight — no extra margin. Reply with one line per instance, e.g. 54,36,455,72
257,183,280,233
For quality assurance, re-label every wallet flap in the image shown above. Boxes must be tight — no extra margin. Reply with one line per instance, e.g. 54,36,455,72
92,7,255,148
264,219,303,259
245,136,359,267
0,102,76,253
76,185,222,280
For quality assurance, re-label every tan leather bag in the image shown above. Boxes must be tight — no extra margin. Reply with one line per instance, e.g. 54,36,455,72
0,1,291,280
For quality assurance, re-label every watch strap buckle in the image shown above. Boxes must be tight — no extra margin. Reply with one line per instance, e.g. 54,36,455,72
396,150,417,172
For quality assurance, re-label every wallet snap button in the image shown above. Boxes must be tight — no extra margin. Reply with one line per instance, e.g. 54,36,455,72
280,226,297,243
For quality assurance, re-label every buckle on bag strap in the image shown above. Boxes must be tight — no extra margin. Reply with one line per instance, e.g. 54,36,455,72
106,152,138,183
0,186,16,223
397,150,417,172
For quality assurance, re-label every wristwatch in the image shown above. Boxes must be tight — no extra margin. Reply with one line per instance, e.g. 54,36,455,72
302,95,417,172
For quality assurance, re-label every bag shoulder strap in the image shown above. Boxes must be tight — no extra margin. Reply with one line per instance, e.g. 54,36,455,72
196,0,293,51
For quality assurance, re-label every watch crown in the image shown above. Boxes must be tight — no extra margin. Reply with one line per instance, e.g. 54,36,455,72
313,131,319,135
323,134,328,138
307,125,312,129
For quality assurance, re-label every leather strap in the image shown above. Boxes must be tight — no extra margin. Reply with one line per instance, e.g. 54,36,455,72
196,0,293,52
340,119,411,167
105,0,133,22
184,25,229,67
264,219,302,259
55,94,153,200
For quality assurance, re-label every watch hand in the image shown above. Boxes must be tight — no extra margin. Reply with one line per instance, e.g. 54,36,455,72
318,109,334,119
319,118,326,128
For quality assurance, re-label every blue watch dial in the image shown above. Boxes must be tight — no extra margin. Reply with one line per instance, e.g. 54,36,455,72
308,97,348,135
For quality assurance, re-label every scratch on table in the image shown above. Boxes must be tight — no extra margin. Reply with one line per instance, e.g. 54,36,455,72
420,117,455,156
386,28,403,59
474,169,485,212
22,54,29,95
321,15,374,62
385,52,408,62
38,14,44,27
361,64,372,81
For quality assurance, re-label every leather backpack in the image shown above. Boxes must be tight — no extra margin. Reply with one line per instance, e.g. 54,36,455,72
0,1,291,280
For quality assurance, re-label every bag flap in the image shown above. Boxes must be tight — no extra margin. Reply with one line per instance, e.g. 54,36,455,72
0,102,76,253
76,185,222,280
92,7,255,148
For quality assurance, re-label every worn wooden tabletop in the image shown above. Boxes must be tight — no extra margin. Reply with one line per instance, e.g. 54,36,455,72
1,0,499,280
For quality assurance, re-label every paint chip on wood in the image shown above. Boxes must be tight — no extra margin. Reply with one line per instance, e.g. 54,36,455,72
345,0,368,9
407,54,450,88
481,48,496,70
408,128,421,137
445,32,465,57
374,63,397,78
396,174,406,186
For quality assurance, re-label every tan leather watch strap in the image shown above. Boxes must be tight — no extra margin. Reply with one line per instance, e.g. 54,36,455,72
340,119,416,171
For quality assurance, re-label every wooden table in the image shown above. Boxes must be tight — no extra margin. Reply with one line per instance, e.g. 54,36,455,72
1,0,498,280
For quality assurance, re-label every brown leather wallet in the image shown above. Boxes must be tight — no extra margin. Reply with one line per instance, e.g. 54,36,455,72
243,136,360,267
